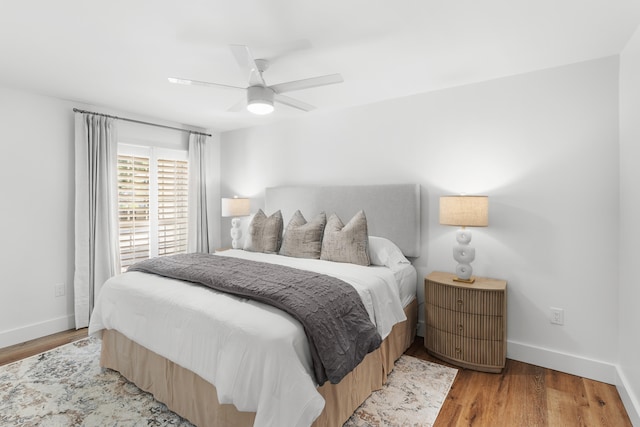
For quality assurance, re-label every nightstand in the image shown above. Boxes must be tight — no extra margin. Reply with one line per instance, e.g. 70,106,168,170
424,271,507,373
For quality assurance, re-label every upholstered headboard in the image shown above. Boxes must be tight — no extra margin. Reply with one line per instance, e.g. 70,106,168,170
265,184,421,257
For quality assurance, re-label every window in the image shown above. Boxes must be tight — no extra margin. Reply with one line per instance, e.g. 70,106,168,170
157,158,189,256
117,145,188,272
117,154,151,270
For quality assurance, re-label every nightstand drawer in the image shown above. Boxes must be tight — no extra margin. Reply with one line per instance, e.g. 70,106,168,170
425,280,504,316
425,326,506,370
425,303,504,340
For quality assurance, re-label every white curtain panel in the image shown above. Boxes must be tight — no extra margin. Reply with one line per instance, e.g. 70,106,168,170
73,113,120,328
187,132,210,253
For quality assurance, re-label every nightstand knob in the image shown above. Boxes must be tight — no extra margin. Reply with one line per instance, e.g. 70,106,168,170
455,347,462,354
457,299,464,306
458,324,464,333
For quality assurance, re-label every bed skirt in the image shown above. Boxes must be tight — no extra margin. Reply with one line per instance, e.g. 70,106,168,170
100,298,418,427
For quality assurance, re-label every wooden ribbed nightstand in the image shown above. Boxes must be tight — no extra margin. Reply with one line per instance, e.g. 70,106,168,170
424,271,507,373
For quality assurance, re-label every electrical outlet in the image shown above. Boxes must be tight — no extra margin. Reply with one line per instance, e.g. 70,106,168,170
550,307,564,325
54,283,65,297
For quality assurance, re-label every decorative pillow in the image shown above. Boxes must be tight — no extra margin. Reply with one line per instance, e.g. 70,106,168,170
243,209,283,254
280,210,327,259
320,210,370,266
368,236,411,270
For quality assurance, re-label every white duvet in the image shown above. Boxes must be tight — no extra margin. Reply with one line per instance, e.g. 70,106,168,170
88,250,408,427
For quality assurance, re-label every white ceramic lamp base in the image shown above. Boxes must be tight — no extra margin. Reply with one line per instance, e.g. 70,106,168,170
453,228,476,283
230,217,242,249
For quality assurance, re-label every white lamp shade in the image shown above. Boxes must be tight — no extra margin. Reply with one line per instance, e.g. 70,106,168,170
439,195,489,227
221,197,251,217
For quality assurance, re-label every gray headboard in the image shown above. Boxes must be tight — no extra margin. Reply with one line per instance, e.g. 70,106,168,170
265,184,421,257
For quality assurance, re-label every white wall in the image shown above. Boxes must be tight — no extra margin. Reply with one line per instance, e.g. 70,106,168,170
0,86,221,348
619,25,640,426
220,56,621,383
0,87,76,347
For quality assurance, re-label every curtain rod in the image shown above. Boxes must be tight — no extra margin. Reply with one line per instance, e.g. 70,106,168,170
73,108,212,137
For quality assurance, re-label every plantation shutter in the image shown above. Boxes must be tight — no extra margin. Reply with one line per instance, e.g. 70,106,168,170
117,155,150,271
157,158,189,256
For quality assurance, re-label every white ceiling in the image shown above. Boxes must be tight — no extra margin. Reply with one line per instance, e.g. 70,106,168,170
1,1,639,132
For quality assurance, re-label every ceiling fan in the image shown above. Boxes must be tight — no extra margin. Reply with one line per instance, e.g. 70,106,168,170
168,44,344,115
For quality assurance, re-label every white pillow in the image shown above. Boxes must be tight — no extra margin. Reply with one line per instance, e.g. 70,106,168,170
368,236,410,269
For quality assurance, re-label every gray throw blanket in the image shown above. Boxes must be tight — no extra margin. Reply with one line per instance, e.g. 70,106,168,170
128,253,382,385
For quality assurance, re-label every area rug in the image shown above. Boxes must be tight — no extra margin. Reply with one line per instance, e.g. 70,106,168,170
0,338,457,426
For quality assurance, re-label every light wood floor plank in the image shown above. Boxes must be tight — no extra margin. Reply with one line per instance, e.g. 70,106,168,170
583,378,630,427
0,328,88,366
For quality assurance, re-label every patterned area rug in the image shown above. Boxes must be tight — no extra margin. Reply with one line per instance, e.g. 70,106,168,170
0,338,457,426
344,354,457,427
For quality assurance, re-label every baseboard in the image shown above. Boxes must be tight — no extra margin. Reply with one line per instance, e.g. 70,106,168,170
615,366,640,426
417,334,618,384
507,340,617,385
0,315,75,349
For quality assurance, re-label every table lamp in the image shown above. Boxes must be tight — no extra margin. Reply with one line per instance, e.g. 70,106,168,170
439,195,489,283
221,196,251,249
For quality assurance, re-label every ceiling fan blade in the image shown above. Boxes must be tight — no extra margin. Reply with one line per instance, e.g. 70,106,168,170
168,77,245,91
227,97,247,112
229,44,266,87
274,94,316,112
270,73,343,94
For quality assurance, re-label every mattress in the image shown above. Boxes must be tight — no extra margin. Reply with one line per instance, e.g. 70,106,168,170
88,250,415,427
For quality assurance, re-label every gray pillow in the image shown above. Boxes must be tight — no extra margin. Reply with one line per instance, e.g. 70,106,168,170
279,210,327,259
320,210,370,266
243,209,283,254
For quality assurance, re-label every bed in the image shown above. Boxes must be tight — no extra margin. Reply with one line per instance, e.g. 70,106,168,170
88,184,421,427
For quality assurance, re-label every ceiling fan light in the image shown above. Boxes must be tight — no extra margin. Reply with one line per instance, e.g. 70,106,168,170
247,100,274,115
247,86,275,115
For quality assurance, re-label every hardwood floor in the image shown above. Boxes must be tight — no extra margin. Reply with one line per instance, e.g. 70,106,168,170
406,340,633,427
0,330,632,426
0,328,87,366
